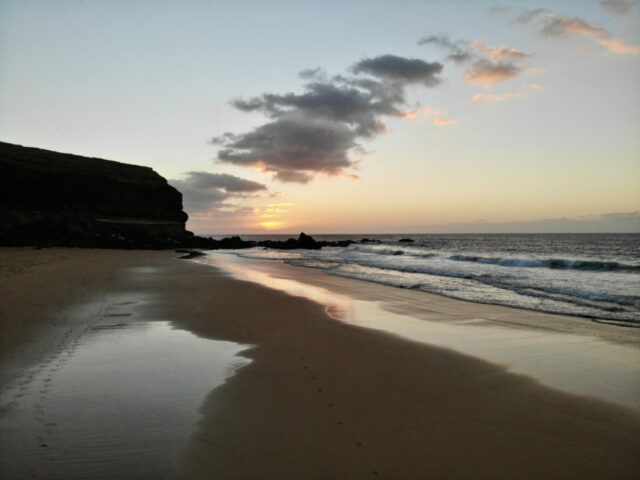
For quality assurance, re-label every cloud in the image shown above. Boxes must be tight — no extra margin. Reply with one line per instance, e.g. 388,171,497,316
471,81,543,105
298,67,326,80
525,67,547,74
228,80,402,137
216,112,358,183
214,54,443,183
181,171,267,193
514,9,640,54
463,60,521,87
352,55,443,87
170,171,267,214
471,41,531,61
599,0,635,16
402,106,445,119
420,34,529,87
417,35,473,63
472,92,524,104
433,118,457,126
597,38,640,54
541,16,608,38
512,8,550,25
253,202,294,219
423,106,443,116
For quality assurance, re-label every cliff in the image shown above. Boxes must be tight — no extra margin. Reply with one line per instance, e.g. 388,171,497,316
0,142,190,249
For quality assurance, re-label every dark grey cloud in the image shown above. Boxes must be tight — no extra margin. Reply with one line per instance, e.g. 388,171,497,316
599,0,635,16
214,54,443,183
182,171,267,193
352,55,443,86
170,171,266,214
228,80,401,137
298,67,326,80
447,50,475,63
217,113,357,184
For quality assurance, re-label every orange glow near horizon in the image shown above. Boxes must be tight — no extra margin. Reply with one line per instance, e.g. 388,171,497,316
259,220,285,230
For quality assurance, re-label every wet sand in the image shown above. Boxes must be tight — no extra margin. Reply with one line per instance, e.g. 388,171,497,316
1,248,639,479
203,252,640,411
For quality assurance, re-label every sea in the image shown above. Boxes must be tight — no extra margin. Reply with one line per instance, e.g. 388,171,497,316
206,233,640,326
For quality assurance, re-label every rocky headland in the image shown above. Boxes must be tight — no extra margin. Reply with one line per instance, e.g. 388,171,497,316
0,142,356,251
0,142,190,249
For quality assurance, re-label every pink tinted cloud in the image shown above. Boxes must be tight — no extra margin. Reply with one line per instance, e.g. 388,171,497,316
517,9,640,55
471,42,530,61
597,38,640,54
472,92,524,104
463,61,521,87
423,106,443,116
433,118,457,126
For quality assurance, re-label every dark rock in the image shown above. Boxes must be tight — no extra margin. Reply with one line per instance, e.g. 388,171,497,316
398,238,414,243
0,142,189,249
296,232,319,249
182,232,354,251
392,250,404,255
360,237,381,244
319,239,355,248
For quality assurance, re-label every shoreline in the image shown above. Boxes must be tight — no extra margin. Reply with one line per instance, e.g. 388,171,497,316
198,252,640,412
201,251,640,346
1,248,639,478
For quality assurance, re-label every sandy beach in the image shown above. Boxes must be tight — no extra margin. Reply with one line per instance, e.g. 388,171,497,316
1,247,639,479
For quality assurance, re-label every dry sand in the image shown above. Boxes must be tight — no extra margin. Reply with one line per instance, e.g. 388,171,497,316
1,248,639,479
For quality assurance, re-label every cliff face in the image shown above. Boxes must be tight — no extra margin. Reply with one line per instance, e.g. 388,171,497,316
0,142,190,249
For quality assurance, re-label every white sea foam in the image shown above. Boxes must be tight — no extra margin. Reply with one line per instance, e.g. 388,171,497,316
221,234,640,324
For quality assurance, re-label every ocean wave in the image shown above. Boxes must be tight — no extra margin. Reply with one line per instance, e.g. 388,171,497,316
447,255,640,272
216,235,640,324
352,244,436,258
322,262,640,324
281,254,640,321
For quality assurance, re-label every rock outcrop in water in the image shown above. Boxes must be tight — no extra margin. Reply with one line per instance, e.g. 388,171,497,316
184,232,354,250
0,142,190,249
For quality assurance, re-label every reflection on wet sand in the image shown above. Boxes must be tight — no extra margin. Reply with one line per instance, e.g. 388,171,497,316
0,308,249,480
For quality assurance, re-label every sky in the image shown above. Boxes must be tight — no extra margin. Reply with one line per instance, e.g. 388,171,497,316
1,0,639,234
